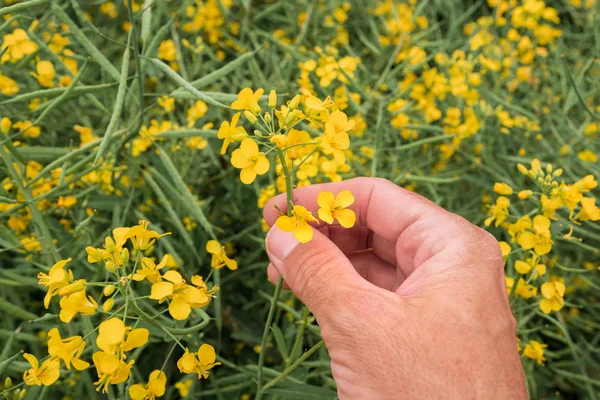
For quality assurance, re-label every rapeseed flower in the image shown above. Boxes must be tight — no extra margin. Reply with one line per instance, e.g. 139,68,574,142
230,138,270,184
129,370,167,400
276,205,319,243
206,240,238,270
317,190,356,228
177,344,220,379
23,354,60,386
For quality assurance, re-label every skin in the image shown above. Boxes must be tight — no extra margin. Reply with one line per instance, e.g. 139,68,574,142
264,177,528,400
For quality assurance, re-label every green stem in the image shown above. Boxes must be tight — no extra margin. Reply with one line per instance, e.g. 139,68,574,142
262,340,324,391
286,307,310,368
256,148,294,400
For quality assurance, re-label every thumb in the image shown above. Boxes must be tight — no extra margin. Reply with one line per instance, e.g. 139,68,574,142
266,226,365,321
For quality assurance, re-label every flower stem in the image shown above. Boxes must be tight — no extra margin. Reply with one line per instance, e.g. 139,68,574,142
256,149,294,400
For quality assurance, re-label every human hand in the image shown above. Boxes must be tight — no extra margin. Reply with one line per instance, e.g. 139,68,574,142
264,178,527,399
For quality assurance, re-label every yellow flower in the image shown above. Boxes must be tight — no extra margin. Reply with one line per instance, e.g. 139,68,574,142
517,215,553,255
38,258,74,308
231,88,264,114
275,205,319,243
230,138,270,184
187,100,208,127
540,281,566,314
31,61,56,88
576,197,600,222
59,288,98,323
129,370,167,400
96,318,149,356
92,351,134,393
577,149,597,162
158,39,177,61
317,190,356,228
175,379,193,397
150,271,210,320
505,276,537,299
493,182,513,195
47,328,89,370
523,340,547,365
321,110,353,164
0,73,19,95
484,196,510,227
132,255,169,283
13,120,40,138
158,96,175,112
206,240,238,270
217,112,247,154
1,28,38,63
86,227,131,270
23,353,60,386
74,125,98,145
125,220,170,250
177,344,221,379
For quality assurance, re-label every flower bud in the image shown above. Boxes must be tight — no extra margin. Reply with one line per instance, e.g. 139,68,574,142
103,284,116,296
105,260,116,273
517,163,528,175
254,129,264,137
289,95,301,110
244,110,258,124
19,389,27,399
102,298,115,312
120,247,130,265
268,90,277,108
5,377,12,389
264,112,272,124
59,280,86,296
518,190,532,200
545,163,553,174
553,168,563,177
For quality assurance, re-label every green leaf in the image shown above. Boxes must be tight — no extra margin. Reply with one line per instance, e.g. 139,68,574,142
265,382,338,399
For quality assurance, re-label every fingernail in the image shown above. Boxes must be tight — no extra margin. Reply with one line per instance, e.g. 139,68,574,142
266,226,299,262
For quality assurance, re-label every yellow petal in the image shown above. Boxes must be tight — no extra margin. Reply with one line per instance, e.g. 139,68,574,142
533,215,550,234
539,298,552,314
129,385,148,400
335,190,355,208
514,260,531,274
169,296,192,320
239,138,258,157
197,344,217,364
98,318,125,347
150,282,174,300
334,208,356,228
240,167,257,184
122,328,149,352
230,148,248,169
275,216,296,232
254,155,270,175
23,353,39,369
294,221,313,243
205,240,221,255
71,358,90,371
177,349,197,373
317,191,335,209
163,270,184,284
534,242,552,256
318,207,334,224
517,231,537,250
